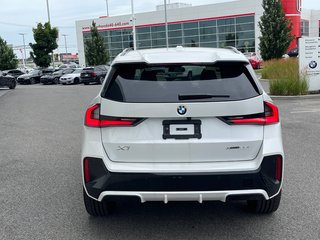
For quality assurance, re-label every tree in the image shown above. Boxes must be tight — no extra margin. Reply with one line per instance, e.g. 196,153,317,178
85,21,109,66
0,37,18,70
29,22,59,68
259,0,294,60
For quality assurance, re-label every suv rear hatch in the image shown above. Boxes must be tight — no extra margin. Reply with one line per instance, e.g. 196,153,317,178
97,62,265,163
81,67,95,79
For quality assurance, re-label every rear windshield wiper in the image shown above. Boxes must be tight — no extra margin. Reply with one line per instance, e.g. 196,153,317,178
178,94,230,100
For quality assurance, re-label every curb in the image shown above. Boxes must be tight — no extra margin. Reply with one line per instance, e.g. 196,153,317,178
270,94,320,100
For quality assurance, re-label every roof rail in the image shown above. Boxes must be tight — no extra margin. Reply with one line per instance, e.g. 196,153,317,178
120,48,133,56
225,46,241,54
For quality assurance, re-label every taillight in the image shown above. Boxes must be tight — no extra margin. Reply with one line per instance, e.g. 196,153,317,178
221,101,279,125
91,72,97,77
85,103,143,127
275,155,283,181
264,101,279,124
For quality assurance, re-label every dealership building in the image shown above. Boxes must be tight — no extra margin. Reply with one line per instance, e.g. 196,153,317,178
75,0,320,66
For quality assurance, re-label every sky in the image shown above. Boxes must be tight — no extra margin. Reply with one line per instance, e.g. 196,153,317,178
0,0,319,59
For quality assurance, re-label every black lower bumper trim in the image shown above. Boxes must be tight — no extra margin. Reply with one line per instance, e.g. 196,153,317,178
84,156,282,200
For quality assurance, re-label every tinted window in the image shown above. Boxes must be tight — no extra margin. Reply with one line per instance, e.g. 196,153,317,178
95,66,106,71
168,24,181,31
43,69,54,74
63,69,74,74
53,70,63,75
199,20,216,28
73,69,82,74
183,22,198,29
30,70,40,75
102,63,259,103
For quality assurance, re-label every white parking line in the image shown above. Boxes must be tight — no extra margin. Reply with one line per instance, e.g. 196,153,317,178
0,90,10,98
291,110,320,114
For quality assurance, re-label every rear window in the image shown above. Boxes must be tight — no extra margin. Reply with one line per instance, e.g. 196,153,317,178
101,63,260,103
43,69,54,74
83,67,94,71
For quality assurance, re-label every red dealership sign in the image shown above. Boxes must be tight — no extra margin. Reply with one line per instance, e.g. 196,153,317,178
82,22,130,32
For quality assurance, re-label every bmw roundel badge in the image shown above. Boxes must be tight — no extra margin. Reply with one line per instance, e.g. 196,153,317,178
309,60,317,69
177,106,187,115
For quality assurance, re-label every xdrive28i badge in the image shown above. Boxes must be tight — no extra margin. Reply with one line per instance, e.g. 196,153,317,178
177,106,187,115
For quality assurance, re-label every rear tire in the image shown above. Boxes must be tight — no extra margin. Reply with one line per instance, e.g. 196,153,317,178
9,81,16,89
99,76,104,84
84,82,89,85
74,78,80,84
54,78,59,84
247,191,281,213
30,78,36,84
83,188,112,217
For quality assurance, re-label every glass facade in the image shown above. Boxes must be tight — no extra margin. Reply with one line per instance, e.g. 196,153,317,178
300,20,310,36
83,15,255,61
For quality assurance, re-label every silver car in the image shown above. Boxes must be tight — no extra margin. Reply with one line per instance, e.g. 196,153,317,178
60,68,82,84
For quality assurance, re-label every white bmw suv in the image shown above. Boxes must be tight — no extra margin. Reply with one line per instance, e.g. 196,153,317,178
82,47,284,216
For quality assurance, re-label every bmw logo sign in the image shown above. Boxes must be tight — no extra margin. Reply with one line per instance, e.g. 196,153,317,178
309,61,318,69
177,106,187,115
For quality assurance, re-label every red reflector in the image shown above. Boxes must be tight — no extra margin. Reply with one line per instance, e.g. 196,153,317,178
100,119,135,126
84,159,90,183
275,155,282,181
230,118,265,125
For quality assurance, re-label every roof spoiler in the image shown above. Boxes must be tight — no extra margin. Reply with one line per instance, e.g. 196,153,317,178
225,46,241,54
120,48,133,56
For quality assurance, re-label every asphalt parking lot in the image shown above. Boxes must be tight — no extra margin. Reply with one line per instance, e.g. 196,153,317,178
0,84,319,240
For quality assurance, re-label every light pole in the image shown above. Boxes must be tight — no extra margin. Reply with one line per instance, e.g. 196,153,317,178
164,0,169,49
19,33,27,68
105,0,109,16
131,0,137,50
45,0,55,67
62,34,68,54
46,0,51,23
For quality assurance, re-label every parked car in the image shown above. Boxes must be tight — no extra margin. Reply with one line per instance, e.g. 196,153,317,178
60,68,82,85
2,69,25,79
80,65,109,85
0,71,16,89
40,68,74,84
17,69,43,84
243,52,262,69
165,65,205,80
59,63,78,69
81,47,284,216
287,48,299,58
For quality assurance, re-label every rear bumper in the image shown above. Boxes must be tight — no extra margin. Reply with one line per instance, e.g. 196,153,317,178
60,79,74,84
40,78,54,84
83,156,282,202
0,79,15,87
81,77,98,83
17,78,30,84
